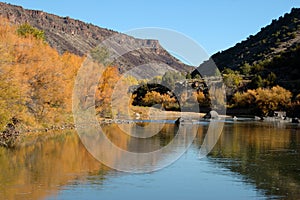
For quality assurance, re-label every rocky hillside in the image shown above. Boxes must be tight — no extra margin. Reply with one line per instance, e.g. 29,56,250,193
0,2,193,77
196,8,300,71
192,8,300,93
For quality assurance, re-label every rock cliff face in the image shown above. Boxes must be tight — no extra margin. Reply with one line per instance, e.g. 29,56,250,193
0,2,193,77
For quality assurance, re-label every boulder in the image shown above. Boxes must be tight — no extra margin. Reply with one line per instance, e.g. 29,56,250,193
203,110,219,119
292,118,299,123
175,117,181,125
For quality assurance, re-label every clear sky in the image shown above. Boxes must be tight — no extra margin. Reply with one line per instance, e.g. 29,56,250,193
2,0,300,56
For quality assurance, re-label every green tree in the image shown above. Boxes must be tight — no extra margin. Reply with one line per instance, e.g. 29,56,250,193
194,74,201,79
265,72,277,87
214,68,222,76
240,63,252,75
90,46,110,65
222,68,235,75
186,72,192,79
249,75,264,89
17,23,45,41
223,72,242,89
161,71,184,90
151,76,162,84
252,63,264,73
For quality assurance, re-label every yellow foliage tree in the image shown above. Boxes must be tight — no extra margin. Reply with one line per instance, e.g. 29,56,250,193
233,86,292,115
192,91,207,105
0,18,84,129
95,66,120,117
255,86,291,115
142,91,177,110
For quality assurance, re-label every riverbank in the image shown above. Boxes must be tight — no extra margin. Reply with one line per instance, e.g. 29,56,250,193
0,123,76,148
1,106,299,148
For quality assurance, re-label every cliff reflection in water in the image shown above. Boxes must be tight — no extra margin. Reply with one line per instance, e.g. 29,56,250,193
205,122,300,199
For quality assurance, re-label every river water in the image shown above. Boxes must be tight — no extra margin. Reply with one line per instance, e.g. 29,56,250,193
0,121,299,199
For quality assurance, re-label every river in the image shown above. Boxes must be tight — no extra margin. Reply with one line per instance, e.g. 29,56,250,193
0,121,299,199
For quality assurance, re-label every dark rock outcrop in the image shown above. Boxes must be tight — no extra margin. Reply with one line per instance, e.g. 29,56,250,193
292,118,299,123
203,110,219,119
0,118,20,148
175,117,181,126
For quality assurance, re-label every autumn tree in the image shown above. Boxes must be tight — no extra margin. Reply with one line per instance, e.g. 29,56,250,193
142,91,177,110
95,66,120,118
0,68,24,131
232,86,292,116
232,89,256,107
255,86,291,115
0,18,84,129
192,91,208,106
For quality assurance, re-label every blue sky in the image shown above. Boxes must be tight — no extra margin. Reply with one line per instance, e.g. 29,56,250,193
3,0,300,56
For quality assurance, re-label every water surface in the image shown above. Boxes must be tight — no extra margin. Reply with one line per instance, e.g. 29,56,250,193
0,121,299,199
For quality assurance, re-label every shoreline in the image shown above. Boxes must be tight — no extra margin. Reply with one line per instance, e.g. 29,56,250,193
1,109,299,148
